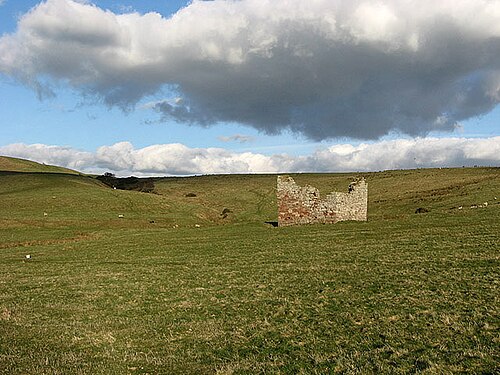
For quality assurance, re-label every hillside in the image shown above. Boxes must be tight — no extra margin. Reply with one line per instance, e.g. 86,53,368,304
0,164,499,231
0,163,499,373
0,155,80,175
0,163,498,246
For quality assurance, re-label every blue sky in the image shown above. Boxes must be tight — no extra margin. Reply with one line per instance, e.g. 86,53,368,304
0,0,499,175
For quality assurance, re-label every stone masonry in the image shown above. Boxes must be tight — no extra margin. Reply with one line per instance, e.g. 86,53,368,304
277,176,368,226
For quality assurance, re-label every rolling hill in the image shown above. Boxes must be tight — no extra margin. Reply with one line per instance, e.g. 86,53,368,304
0,155,80,175
0,156,498,373
0,156,498,229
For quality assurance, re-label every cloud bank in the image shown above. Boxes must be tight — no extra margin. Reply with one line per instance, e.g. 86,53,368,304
1,0,500,140
1,137,498,176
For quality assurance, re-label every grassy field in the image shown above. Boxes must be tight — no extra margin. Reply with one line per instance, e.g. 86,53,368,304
0,159,499,374
0,156,80,175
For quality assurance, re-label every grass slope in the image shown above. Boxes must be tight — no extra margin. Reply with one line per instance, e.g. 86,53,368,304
0,167,499,373
0,156,80,175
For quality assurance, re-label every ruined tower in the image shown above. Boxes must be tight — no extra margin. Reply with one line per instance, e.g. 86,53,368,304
277,176,368,226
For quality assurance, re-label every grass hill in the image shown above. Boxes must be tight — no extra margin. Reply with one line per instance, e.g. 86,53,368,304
0,155,80,175
1,164,497,229
0,159,498,373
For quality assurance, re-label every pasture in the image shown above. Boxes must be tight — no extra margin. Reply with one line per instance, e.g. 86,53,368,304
0,157,498,373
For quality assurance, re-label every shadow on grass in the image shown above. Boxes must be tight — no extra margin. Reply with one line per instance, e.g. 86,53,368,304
265,221,279,227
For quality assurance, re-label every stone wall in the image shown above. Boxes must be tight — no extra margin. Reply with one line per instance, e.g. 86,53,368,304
277,176,368,226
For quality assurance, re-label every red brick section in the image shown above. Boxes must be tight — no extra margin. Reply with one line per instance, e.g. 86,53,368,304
277,176,368,227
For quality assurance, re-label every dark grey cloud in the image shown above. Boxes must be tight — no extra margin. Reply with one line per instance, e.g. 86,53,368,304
1,0,500,140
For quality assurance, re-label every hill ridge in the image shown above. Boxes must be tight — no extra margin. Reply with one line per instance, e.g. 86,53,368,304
0,155,80,175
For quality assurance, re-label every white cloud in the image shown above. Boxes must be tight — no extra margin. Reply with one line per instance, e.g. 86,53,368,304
1,0,500,139
0,143,94,170
1,137,498,176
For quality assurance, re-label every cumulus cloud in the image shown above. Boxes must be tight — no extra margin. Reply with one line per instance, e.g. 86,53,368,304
1,137,499,176
1,0,500,139
0,143,94,171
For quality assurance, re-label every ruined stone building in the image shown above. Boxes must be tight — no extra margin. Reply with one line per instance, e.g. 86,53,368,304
277,176,368,226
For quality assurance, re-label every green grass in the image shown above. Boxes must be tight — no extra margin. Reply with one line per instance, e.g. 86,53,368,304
0,156,80,175
0,164,499,373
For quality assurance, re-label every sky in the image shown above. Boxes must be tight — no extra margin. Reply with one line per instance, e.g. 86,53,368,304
0,0,499,176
